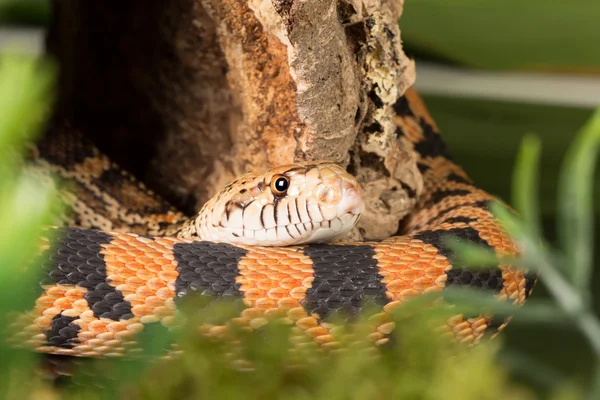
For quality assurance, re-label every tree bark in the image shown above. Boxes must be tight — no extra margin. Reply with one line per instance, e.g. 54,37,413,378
46,0,421,241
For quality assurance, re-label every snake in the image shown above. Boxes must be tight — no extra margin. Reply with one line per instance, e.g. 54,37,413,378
13,88,536,358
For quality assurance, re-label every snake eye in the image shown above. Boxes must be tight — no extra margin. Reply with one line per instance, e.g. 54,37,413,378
270,175,289,196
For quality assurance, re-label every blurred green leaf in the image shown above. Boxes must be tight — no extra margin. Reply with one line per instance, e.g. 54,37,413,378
557,108,600,297
0,54,56,398
0,0,50,26
403,0,600,70
512,134,542,239
0,55,54,156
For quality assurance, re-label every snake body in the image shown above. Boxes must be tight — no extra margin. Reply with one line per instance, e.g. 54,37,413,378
15,89,535,357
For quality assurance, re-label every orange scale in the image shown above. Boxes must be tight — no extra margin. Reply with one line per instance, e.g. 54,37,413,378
256,279,276,291
379,272,397,282
132,305,154,317
134,235,154,244
289,287,307,299
106,322,127,333
123,293,140,304
267,287,288,300
262,258,282,265
107,275,126,287
53,297,73,309
161,253,175,261
413,281,435,293
470,318,488,330
146,277,166,291
125,261,145,271
164,298,176,310
79,310,95,320
154,237,177,246
34,316,52,328
47,287,66,297
398,288,420,299
110,239,127,247
255,298,277,309
78,332,96,341
288,270,308,280
266,263,287,272
42,307,60,318
145,263,163,273
107,246,127,255
97,332,115,341
270,272,292,282
245,272,267,281
115,267,136,278
36,297,54,308
277,297,301,310
279,278,301,290
301,277,314,287
241,308,264,321
153,306,174,318
386,279,410,292
399,269,420,280
244,288,266,301
141,251,161,260
410,262,432,272
135,286,155,298
296,317,319,330
263,308,286,319
156,288,175,300
125,248,146,257
144,296,164,308
116,285,136,297
423,266,444,277
116,254,136,264
402,247,424,261
433,274,447,287
131,246,151,256
287,307,309,321
305,326,329,338
136,269,157,281
125,276,145,286
376,256,397,264
155,257,174,267
412,276,433,286
135,256,154,265
88,320,108,334
64,288,85,300
158,270,179,282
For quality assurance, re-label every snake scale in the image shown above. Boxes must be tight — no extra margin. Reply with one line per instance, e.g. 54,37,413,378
15,88,535,359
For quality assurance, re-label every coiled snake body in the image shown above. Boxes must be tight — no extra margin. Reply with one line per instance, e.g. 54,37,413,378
17,89,535,358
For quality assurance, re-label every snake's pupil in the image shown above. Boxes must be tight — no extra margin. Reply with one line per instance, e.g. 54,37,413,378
275,177,289,192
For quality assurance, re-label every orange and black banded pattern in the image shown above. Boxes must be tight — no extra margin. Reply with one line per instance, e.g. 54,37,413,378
17,89,536,357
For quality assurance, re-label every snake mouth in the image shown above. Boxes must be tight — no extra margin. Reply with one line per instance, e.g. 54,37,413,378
337,181,365,217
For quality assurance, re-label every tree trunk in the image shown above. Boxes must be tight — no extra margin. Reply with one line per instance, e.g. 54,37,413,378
46,0,421,241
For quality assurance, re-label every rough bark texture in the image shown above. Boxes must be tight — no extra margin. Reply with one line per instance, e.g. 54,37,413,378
46,0,420,241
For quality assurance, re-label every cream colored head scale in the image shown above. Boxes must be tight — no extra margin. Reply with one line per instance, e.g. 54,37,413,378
195,162,364,246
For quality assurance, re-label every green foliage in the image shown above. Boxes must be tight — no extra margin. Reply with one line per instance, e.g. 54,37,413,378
40,299,537,400
0,0,50,26
0,54,56,398
402,0,600,70
449,108,600,399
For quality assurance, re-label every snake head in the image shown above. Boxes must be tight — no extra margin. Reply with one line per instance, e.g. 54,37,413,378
195,162,364,246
